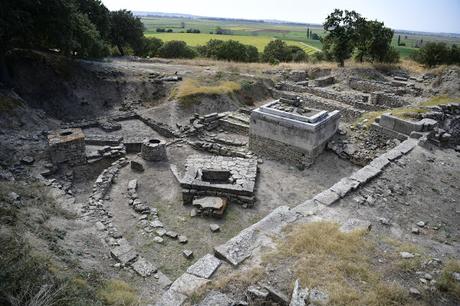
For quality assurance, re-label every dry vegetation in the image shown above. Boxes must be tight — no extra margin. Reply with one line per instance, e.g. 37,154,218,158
264,222,417,306
355,95,460,128
172,79,241,102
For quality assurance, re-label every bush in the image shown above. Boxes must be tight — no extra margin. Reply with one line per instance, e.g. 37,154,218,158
382,46,400,63
262,39,290,63
245,45,260,62
199,40,259,62
134,37,163,57
411,42,450,67
157,40,197,59
287,46,308,62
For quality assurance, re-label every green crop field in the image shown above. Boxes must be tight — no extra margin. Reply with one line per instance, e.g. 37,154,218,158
142,16,460,59
146,32,320,54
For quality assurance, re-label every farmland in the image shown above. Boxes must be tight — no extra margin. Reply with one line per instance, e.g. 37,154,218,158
141,16,460,59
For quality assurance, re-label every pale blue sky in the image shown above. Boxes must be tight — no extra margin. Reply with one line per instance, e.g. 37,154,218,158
102,0,460,33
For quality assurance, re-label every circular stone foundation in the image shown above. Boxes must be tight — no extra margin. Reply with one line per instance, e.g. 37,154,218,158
141,139,167,161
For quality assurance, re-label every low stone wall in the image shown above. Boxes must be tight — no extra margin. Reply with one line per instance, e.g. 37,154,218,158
370,92,408,108
378,114,437,135
136,113,179,138
85,134,123,146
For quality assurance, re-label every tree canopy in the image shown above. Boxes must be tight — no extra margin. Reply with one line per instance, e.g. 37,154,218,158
322,9,398,66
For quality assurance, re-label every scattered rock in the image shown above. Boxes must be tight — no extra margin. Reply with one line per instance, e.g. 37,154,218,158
400,252,415,259
247,285,269,299
411,227,420,234
416,221,426,227
166,231,178,238
290,279,308,306
210,224,220,232
183,249,194,259
178,235,188,244
130,160,144,172
153,236,164,244
21,156,35,165
409,287,421,296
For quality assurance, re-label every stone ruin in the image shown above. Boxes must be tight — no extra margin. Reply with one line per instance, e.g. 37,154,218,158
47,128,86,165
180,155,258,208
141,138,167,161
249,98,340,168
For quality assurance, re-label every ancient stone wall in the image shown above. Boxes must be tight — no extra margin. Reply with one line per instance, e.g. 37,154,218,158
48,128,86,165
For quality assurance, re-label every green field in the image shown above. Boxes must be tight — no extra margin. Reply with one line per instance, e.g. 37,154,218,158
146,32,320,54
142,16,460,59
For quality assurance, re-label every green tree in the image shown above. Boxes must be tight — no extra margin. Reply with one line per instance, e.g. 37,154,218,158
215,40,248,62
77,0,111,40
447,44,460,65
322,9,361,66
366,20,395,62
245,45,260,62
397,35,401,46
157,40,196,59
262,40,290,63
412,42,449,67
109,9,144,56
136,37,163,57
287,46,307,62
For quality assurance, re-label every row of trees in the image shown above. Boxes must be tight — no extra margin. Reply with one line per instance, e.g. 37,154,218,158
139,38,309,64
411,43,460,67
322,9,399,66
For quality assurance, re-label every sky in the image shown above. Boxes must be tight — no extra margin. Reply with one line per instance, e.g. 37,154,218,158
102,0,460,33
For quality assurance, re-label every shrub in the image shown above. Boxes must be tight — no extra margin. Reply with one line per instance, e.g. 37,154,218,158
411,42,449,67
262,39,290,63
245,45,260,62
135,37,163,57
158,40,197,59
287,45,308,62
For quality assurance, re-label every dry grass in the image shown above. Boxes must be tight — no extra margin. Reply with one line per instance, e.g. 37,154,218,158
355,95,460,128
173,79,241,102
266,222,414,306
437,260,460,300
97,279,139,306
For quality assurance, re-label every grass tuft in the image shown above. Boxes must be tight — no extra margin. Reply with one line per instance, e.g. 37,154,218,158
97,279,139,306
437,260,460,300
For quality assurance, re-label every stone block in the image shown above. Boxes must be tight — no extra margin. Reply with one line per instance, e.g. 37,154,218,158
349,165,381,184
169,273,209,296
198,291,234,306
155,289,187,306
313,189,340,205
186,254,221,279
131,257,157,277
330,178,360,198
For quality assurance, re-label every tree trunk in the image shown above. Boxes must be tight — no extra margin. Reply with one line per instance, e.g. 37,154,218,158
338,59,344,67
117,45,124,56
0,51,11,85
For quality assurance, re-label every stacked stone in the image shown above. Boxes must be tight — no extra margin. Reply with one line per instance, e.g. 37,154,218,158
141,139,167,161
48,128,87,165
188,140,253,159
81,158,171,282
136,113,178,138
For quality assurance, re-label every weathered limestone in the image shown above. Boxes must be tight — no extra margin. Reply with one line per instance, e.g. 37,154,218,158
198,291,235,306
186,254,221,279
131,257,157,277
193,197,227,217
249,100,340,168
376,113,438,137
48,128,86,165
141,139,167,161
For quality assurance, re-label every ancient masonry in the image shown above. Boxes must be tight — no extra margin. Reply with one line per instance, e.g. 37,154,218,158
141,139,167,161
249,99,340,168
47,128,86,165
180,156,258,207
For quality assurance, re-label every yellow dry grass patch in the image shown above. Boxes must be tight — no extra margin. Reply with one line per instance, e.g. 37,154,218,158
437,259,460,300
97,279,139,306
174,79,241,101
267,222,413,306
356,95,460,129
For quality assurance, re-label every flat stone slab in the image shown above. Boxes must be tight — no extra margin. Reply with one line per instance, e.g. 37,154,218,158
155,289,187,306
128,179,137,190
398,139,418,154
313,189,340,205
169,273,209,296
383,148,403,161
110,243,138,265
339,218,372,233
199,291,235,306
214,206,296,266
369,155,390,170
155,271,172,289
187,254,222,279
330,178,359,198
131,257,157,277
349,165,381,184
